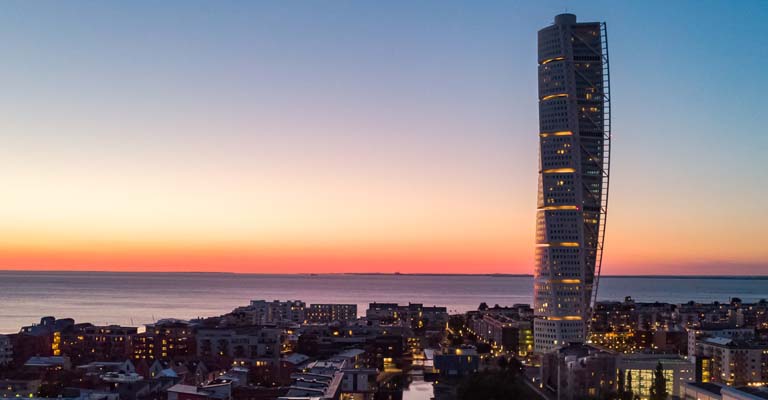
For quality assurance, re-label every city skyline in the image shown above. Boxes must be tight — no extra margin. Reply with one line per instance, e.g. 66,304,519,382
2,1,767,275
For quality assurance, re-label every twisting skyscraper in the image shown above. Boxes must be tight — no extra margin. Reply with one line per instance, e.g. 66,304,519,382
533,14,611,353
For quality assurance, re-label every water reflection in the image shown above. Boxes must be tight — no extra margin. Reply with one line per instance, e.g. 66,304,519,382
403,372,435,400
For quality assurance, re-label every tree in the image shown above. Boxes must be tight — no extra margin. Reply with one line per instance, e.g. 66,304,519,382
625,370,634,400
617,369,625,398
478,302,489,311
497,356,509,370
476,342,492,354
508,357,524,377
649,362,668,400
617,369,634,400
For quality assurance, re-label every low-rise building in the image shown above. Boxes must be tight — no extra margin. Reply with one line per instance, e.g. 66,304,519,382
20,317,75,337
76,359,136,380
280,359,345,400
339,367,377,395
722,386,768,400
365,334,405,371
133,319,195,362
434,347,479,377
167,380,232,400
541,343,617,400
247,300,306,324
295,324,409,363
651,327,688,353
469,314,533,357
682,382,768,400
682,382,725,400
693,337,768,386
278,356,375,400
24,355,72,370
590,299,768,341
591,298,636,332
9,317,74,365
0,334,12,366
196,326,281,363
306,304,357,323
617,354,695,399
0,380,41,398
366,303,448,331
7,333,49,368
589,328,650,354
61,324,137,363
688,325,755,357
278,371,343,400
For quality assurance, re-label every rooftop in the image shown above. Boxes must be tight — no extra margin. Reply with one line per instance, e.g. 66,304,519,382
726,386,768,400
333,348,365,359
24,356,70,367
167,384,201,395
685,381,723,394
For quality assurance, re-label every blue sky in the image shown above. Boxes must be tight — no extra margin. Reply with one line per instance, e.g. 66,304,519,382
1,0,766,274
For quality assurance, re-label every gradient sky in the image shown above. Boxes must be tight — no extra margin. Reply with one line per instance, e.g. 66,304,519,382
2,0,767,275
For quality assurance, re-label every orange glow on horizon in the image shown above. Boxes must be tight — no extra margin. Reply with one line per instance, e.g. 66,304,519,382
0,240,525,274
1,232,765,275
1,130,766,276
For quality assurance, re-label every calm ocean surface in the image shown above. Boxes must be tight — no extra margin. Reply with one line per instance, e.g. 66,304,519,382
1,271,766,334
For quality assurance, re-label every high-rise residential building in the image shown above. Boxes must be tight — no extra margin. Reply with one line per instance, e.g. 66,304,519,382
533,13,612,353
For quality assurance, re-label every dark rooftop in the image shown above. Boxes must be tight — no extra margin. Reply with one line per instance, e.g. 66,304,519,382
687,381,723,394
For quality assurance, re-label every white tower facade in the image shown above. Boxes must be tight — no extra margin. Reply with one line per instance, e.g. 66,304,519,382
533,14,611,353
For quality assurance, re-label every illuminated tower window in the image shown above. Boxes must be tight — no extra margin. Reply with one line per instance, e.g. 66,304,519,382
533,13,612,353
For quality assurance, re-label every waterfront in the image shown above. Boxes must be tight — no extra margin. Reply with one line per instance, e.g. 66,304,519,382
1,271,766,333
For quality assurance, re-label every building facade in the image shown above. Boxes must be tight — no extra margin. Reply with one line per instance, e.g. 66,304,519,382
248,300,306,324
133,319,195,362
306,304,358,324
693,337,768,386
617,354,695,399
533,13,611,353
682,382,768,400
0,380,40,398
470,314,533,357
434,348,480,377
196,326,281,363
60,324,137,364
366,303,448,330
0,335,12,367
688,325,755,357
540,343,617,400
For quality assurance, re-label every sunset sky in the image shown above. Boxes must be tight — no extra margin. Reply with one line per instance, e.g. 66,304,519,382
2,0,766,275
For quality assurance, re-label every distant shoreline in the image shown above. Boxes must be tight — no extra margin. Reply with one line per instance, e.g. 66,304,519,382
0,269,767,279
348,273,768,280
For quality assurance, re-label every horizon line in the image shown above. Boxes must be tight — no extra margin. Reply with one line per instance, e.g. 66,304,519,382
1,269,767,279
